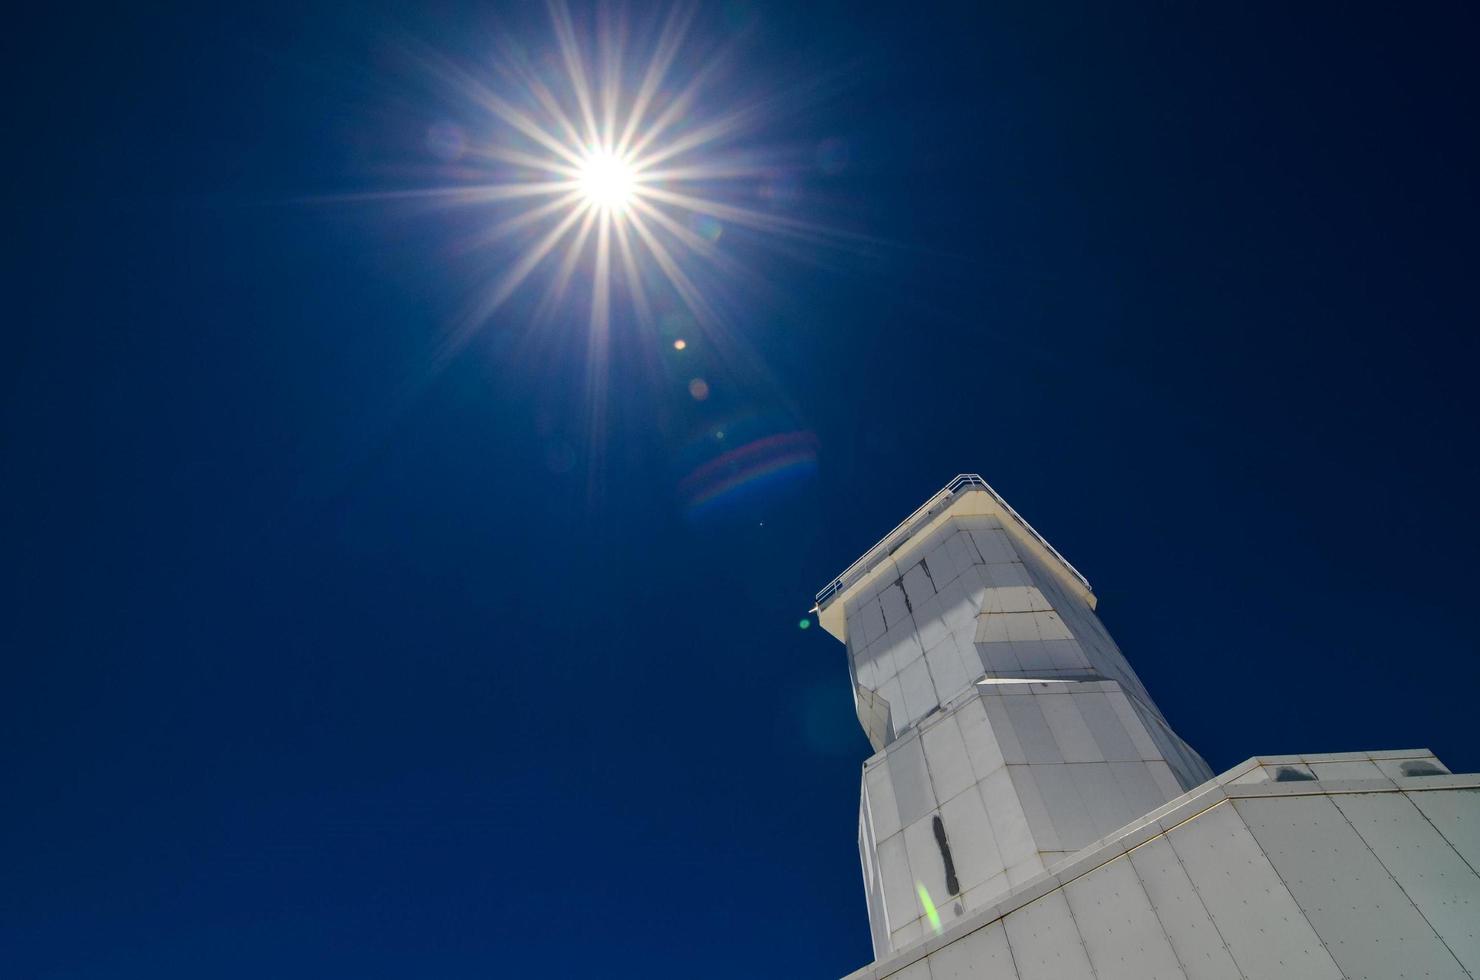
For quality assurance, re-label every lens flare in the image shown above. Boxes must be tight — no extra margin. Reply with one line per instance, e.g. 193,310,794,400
916,882,943,935
677,427,818,517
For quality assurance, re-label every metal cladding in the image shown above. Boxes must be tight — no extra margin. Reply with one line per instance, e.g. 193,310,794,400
817,475,1480,978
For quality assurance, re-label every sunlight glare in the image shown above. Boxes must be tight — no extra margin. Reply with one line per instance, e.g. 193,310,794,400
578,149,636,213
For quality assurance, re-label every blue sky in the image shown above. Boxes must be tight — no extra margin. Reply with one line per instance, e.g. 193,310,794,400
4,2,1478,976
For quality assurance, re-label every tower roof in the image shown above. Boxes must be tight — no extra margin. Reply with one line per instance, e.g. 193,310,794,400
812,473,1093,643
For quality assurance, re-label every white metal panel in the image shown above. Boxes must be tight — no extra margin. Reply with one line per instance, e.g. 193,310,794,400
914,596,950,656
1375,756,1450,780
937,575,980,632
982,768,1037,867
878,831,917,936
927,920,1018,979
870,635,903,682
880,582,911,631
1032,611,1073,641
943,528,979,579
1308,759,1384,781
1166,801,1341,979
955,634,986,681
940,777,1005,892
885,622,925,672
970,527,1018,565
979,586,1005,614
1410,787,1480,872
1334,791,1480,975
925,534,961,589
982,560,1032,588
890,917,924,953
1073,691,1140,762
857,597,887,645
1106,689,1162,760
1067,761,1136,834
1004,612,1048,644
1006,765,1060,851
1037,694,1105,763
1006,854,1046,886
1001,695,1062,764
888,734,937,826
978,632,1022,672
1041,638,1090,672
963,871,1010,913
902,562,937,610
1127,835,1242,980
980,696,1026,764
1002,890,1096,980
975,611,1012,644
1235,794,1467,980
922,713,975,805
864,834,892,960
1003,639,1050,674
904,813,950,920
1032,763,1097,849
1146,760,1185,800
1111,761,1177,822
1064,854,1187,980
982,586,1044,614
899,656,939,725
955,695,1006,781
878,677,905,739
866,758,903,841
887,957,931,980
924,636,971,707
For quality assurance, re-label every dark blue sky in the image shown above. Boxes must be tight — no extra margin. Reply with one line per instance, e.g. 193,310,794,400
5,2,1478,976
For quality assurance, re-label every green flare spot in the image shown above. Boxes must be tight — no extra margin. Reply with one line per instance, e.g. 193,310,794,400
916,882,942,935
798,618,811,630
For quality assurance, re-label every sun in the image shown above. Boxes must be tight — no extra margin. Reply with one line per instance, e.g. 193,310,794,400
578,149,636,214
382,0,850,361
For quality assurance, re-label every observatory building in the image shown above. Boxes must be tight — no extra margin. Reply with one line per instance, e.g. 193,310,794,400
814,474,1479,980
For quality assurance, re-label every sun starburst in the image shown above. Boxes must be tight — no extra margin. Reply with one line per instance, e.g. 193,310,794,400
308,2,870,500
386,1,852,366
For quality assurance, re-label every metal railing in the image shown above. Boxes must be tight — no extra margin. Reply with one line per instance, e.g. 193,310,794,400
813,473,1091,611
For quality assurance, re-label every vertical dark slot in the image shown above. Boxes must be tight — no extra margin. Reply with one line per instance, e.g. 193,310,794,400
932,814,960,896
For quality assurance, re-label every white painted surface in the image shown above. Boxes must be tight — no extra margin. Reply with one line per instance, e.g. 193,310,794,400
1412,787,1480,871
1127,836,1242,980
1237,794,1468,980
1002,891,1096,980
850,776,1480,980
1167,801,1342,979
1064,854,1187,980
1333,791,1480,975
922,920,1014,980
940,781,1004,892
820,484,1476,980
903,815,949,924
921,714,974,805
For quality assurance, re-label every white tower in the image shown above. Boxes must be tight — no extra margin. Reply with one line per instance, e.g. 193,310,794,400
815,474,1479,980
